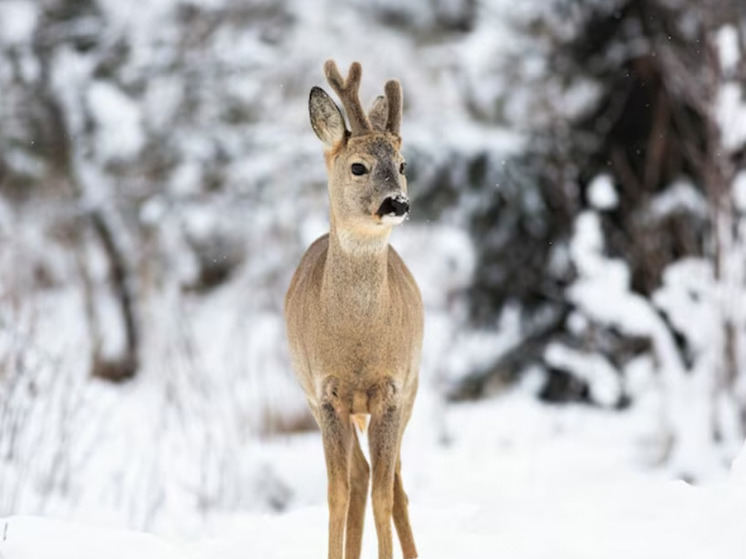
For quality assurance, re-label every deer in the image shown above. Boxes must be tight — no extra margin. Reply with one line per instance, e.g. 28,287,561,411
284,60,423,559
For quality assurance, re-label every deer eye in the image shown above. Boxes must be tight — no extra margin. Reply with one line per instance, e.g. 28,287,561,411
399,162,407,174
351,163,367,176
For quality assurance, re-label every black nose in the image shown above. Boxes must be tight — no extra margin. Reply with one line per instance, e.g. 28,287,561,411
377,195,410,217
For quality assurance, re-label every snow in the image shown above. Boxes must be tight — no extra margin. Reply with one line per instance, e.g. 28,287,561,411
716,25,741,74
143,76,185,134
545,342,622,407
87,81,146,162
716,83,746,153
0,516,186,559
2,394,746,559
733,170,746,212
732,443,746,485
648,179,708,219
564,199,744,478
570,211,630,293
653,258,717,354
587,174,618,210
0,1,38,46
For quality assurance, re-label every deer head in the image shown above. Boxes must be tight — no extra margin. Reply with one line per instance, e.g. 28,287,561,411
309,60,409,238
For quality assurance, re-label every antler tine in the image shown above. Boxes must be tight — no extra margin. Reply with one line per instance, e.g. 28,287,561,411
324,60,372,136
384,79,402,136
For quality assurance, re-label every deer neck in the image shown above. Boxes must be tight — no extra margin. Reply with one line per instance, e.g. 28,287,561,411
323,219,391,316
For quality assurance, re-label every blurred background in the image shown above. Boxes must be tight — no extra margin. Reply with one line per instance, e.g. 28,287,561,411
1,0,746,539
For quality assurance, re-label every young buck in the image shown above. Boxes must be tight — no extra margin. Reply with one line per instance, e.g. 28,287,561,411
284,60,423,559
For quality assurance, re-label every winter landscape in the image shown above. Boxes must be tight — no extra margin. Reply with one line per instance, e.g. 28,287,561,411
2,0,746,557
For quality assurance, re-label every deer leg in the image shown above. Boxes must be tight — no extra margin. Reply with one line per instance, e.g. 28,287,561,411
345,427,370,559
393,456,417,559
368,399,403,559
319,394,354,559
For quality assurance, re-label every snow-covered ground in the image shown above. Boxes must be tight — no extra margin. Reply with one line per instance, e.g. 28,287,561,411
3,391,745,559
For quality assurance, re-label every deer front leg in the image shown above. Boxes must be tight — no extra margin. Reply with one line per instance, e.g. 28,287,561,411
345,428,370,559
319,385,354,559
368,383,405,559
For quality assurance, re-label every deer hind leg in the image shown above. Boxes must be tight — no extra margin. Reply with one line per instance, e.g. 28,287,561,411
368,381,405,559
393,455,417,559
319,382,354,559
345,427,370,559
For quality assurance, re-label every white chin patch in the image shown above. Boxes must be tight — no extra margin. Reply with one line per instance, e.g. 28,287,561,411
381,213,406,226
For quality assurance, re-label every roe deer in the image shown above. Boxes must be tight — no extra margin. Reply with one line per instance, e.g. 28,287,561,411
284,60,423,559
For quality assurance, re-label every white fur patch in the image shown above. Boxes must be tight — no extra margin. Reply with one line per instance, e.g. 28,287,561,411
381,213,406,226
336,228,390,254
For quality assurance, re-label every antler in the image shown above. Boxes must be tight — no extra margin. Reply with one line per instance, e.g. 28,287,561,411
384,80,402,136
324,60,372,136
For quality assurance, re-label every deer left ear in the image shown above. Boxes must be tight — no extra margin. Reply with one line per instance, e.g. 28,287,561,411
309,86,346,148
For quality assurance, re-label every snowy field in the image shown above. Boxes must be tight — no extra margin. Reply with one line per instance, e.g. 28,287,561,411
2,391,745,558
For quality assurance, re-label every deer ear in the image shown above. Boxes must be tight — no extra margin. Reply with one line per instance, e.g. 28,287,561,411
309,86,346,148
368,95,388,132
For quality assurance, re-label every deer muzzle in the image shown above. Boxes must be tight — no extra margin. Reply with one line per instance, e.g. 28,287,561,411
376,194,410,225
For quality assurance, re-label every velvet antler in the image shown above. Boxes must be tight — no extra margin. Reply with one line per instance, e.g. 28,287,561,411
384,80,402,136
324,60,372,136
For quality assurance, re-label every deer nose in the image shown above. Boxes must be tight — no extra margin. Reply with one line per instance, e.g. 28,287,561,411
377,194,410,218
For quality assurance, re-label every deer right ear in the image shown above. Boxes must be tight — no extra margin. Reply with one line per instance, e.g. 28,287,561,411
309,86,346,148
368,95,388,132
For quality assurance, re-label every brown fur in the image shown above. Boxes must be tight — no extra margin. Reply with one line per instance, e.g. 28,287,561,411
383,80,402,135
368,95,388,132
285,61,422,559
